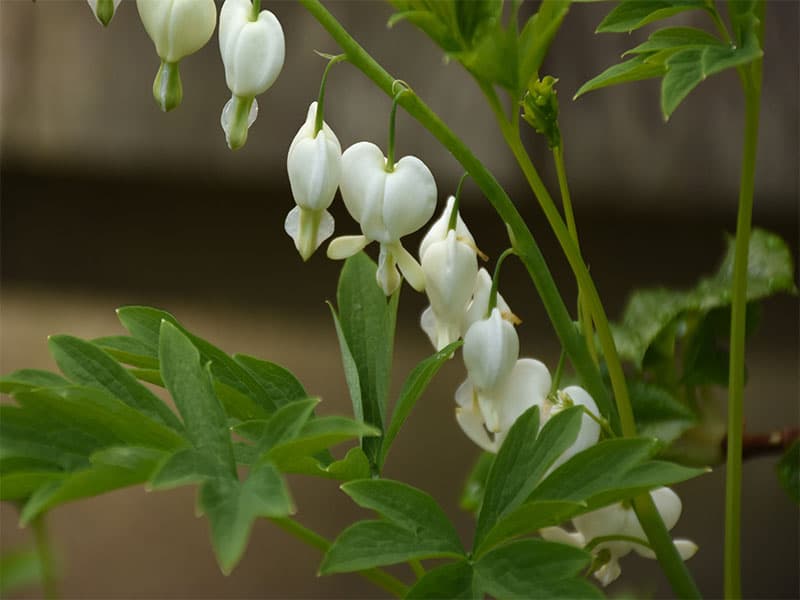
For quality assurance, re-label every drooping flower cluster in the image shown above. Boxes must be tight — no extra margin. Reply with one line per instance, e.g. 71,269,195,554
542,487,698,586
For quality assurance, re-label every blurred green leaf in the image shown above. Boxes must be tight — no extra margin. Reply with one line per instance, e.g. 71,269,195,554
0,471,66,502
405,560,476,599
20,447,165,524
518,0,572,90
777,441,800,504
92,335,159,369
0,370,69,395
455,0,503,48
233,354,308,409
660,34,762,118
574,55,665,99
474,539,600,599
0,547,43,596
266,417,380,467
49,335,182,431
159,321,236,479
388,1,463,53
199,461,294,575
475,406,582,549
623,26,724,56
380,340,461,467
332,254,399,467
459,452,495,513
596,0,706,33
629,380,696,443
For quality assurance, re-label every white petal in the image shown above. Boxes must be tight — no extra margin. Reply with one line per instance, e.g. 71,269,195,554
494,358,552,432
540,526,585,548
327,235,369,260
650,486,683,531
548,385,601,471
573,503,632,560
464,268,511,334
226,10,284,96
340,142,387,240
382,155,437,240
455,406,498,453
220,96,258,147
393,243,425,292
674,539,698,560
163,0,217,62
593,558,622,587
287,127,341,212
463,308,519,392
420,306,438,349
376,244,401,295
284,207,335,261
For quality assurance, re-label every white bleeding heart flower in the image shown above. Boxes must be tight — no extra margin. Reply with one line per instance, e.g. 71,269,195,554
463,268,512,333
327,141,437,295
462,307,519,395
456,358,551,452
420,230,478,350
219,0,285,149
137,0,217,111
284,102,341,260
541,487,698,587
87,0,122,26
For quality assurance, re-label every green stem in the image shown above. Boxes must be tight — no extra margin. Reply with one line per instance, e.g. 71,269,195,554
410,559,426,578
251,0,261,20
270,518,408,597
448,172,470,231
553,143,599,367
487,248,516,316
479,81,701,600
32,515,57,600
584,534,651,554
386,87,407,172
314,53,346,136
724,63,762,600
296,0,612,425
551,348,567,393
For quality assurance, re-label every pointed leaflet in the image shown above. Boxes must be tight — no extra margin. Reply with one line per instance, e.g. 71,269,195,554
158,321,236,479
623,27,725,56
629,380,695,443
48,335,182,431
405,561,477,600
474,539,600,600
475,406,582,549
92,335,159,369
596,0,707,34
20,447,165,524
321,479,465,574
518,0,571,93
119,306,306,413
575,55,665,99
459,452,495,513
332,253,399,466
380,341,461,467
199,460,294,574
0,370,69,394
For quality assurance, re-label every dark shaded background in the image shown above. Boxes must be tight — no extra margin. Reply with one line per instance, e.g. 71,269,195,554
1,1,798,598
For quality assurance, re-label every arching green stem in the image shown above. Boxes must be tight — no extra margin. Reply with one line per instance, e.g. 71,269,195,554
448,172,470,231
32,515,57,600
251,0,261,20
386,84,408,172
487,248,516,316
314,53,347,136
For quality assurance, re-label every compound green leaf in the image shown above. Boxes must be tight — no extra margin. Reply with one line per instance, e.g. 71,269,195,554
0,370,69,395
574,55,665,99
405,560,477,599
623,26,724,56
92,335,159,369
597,0,706,33
48,335,182,431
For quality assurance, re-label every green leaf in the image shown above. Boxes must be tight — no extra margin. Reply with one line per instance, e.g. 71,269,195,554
459,452,495,513
199,461,294,574
149,448,221,490
629,380,695,443
14,386,186,452
48,335,182,431
660,36,762,118
476,500,586,557
119,306,296,413
454,0,502,49
380,341,461,467
777,441,800,504
623,26,724,56
387,2,463,53
474,539,600,600
158,321,236,479
324,447,372,481
232,354,308,409
575,55,665,99
20,447,165,524
92,335,159,369
460,19,521,92
320,521,464,575
128,367,163,386
0,369,69,395
266,417,380,468
342,479,463,550
0,471,66,501
518,0,572,91
233,398,319,457
0,547,44,596
332,254,399,465
476,406,582,549
213,380,270,423
597,0,706,33
405,561,477,600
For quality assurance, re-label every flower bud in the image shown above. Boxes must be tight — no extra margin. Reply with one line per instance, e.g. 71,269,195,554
421,230,478,350
418,195,474,261
522,75,561,149
220,0,285,97
87,0,122,26
462,308,519,393
284,102,341,260
137,0,216,111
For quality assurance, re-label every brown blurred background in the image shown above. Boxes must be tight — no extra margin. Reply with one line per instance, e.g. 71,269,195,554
1,1,798,598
